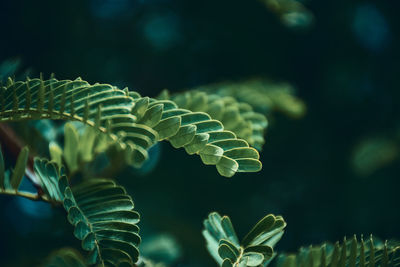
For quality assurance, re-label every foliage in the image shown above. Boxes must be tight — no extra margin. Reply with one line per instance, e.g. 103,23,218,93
0,74,398,267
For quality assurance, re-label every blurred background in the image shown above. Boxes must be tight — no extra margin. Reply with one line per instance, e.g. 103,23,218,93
1,0,400,266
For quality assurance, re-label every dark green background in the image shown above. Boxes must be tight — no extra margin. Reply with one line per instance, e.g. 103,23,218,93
1,0,399,266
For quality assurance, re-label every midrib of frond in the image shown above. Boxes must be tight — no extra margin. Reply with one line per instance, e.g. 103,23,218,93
62,178,141,265
72,200,105,266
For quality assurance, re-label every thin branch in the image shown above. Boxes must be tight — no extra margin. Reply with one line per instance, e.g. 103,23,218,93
0,189,50,202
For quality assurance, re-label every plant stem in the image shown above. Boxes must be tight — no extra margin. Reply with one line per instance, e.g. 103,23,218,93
0,189,50,202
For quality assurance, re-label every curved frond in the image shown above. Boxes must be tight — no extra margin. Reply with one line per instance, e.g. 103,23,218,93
41,248,87,267
59,176,141,266
158,90,268,150
1,77,262,177
129,94,262,177
1,152,142,266
203,212,286,267
275,235,400,267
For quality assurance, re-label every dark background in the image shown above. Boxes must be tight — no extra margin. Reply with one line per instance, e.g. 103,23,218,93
1,0,400,266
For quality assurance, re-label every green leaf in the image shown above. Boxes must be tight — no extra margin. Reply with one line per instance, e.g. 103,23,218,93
221,216,240,247
244,245,273,258
222,259,234,267
236,159,262,172
64,123,79,172
218,244,238,262
168,125,197,148
49,141,63,167
138,103,163,127
216,156,239,178
220,239,240,257
78,126,98,162
10,146,29,190
241,252,264,266
242,214,286,247
131,96,149,119
153,116,181,140
184,133,210,155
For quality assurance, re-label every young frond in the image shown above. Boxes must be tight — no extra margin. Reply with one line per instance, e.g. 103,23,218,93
203,212,286,267
275,235,400,267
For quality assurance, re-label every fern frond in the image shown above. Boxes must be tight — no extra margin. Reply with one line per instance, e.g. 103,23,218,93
59,176,141,266
158,90,268,150
203,212,286,267
41,248,87,267
1,150,142,265
275,235,400,267
1,77,262,177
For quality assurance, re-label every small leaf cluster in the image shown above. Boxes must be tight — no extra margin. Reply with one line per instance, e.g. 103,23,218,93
203,212,286,267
